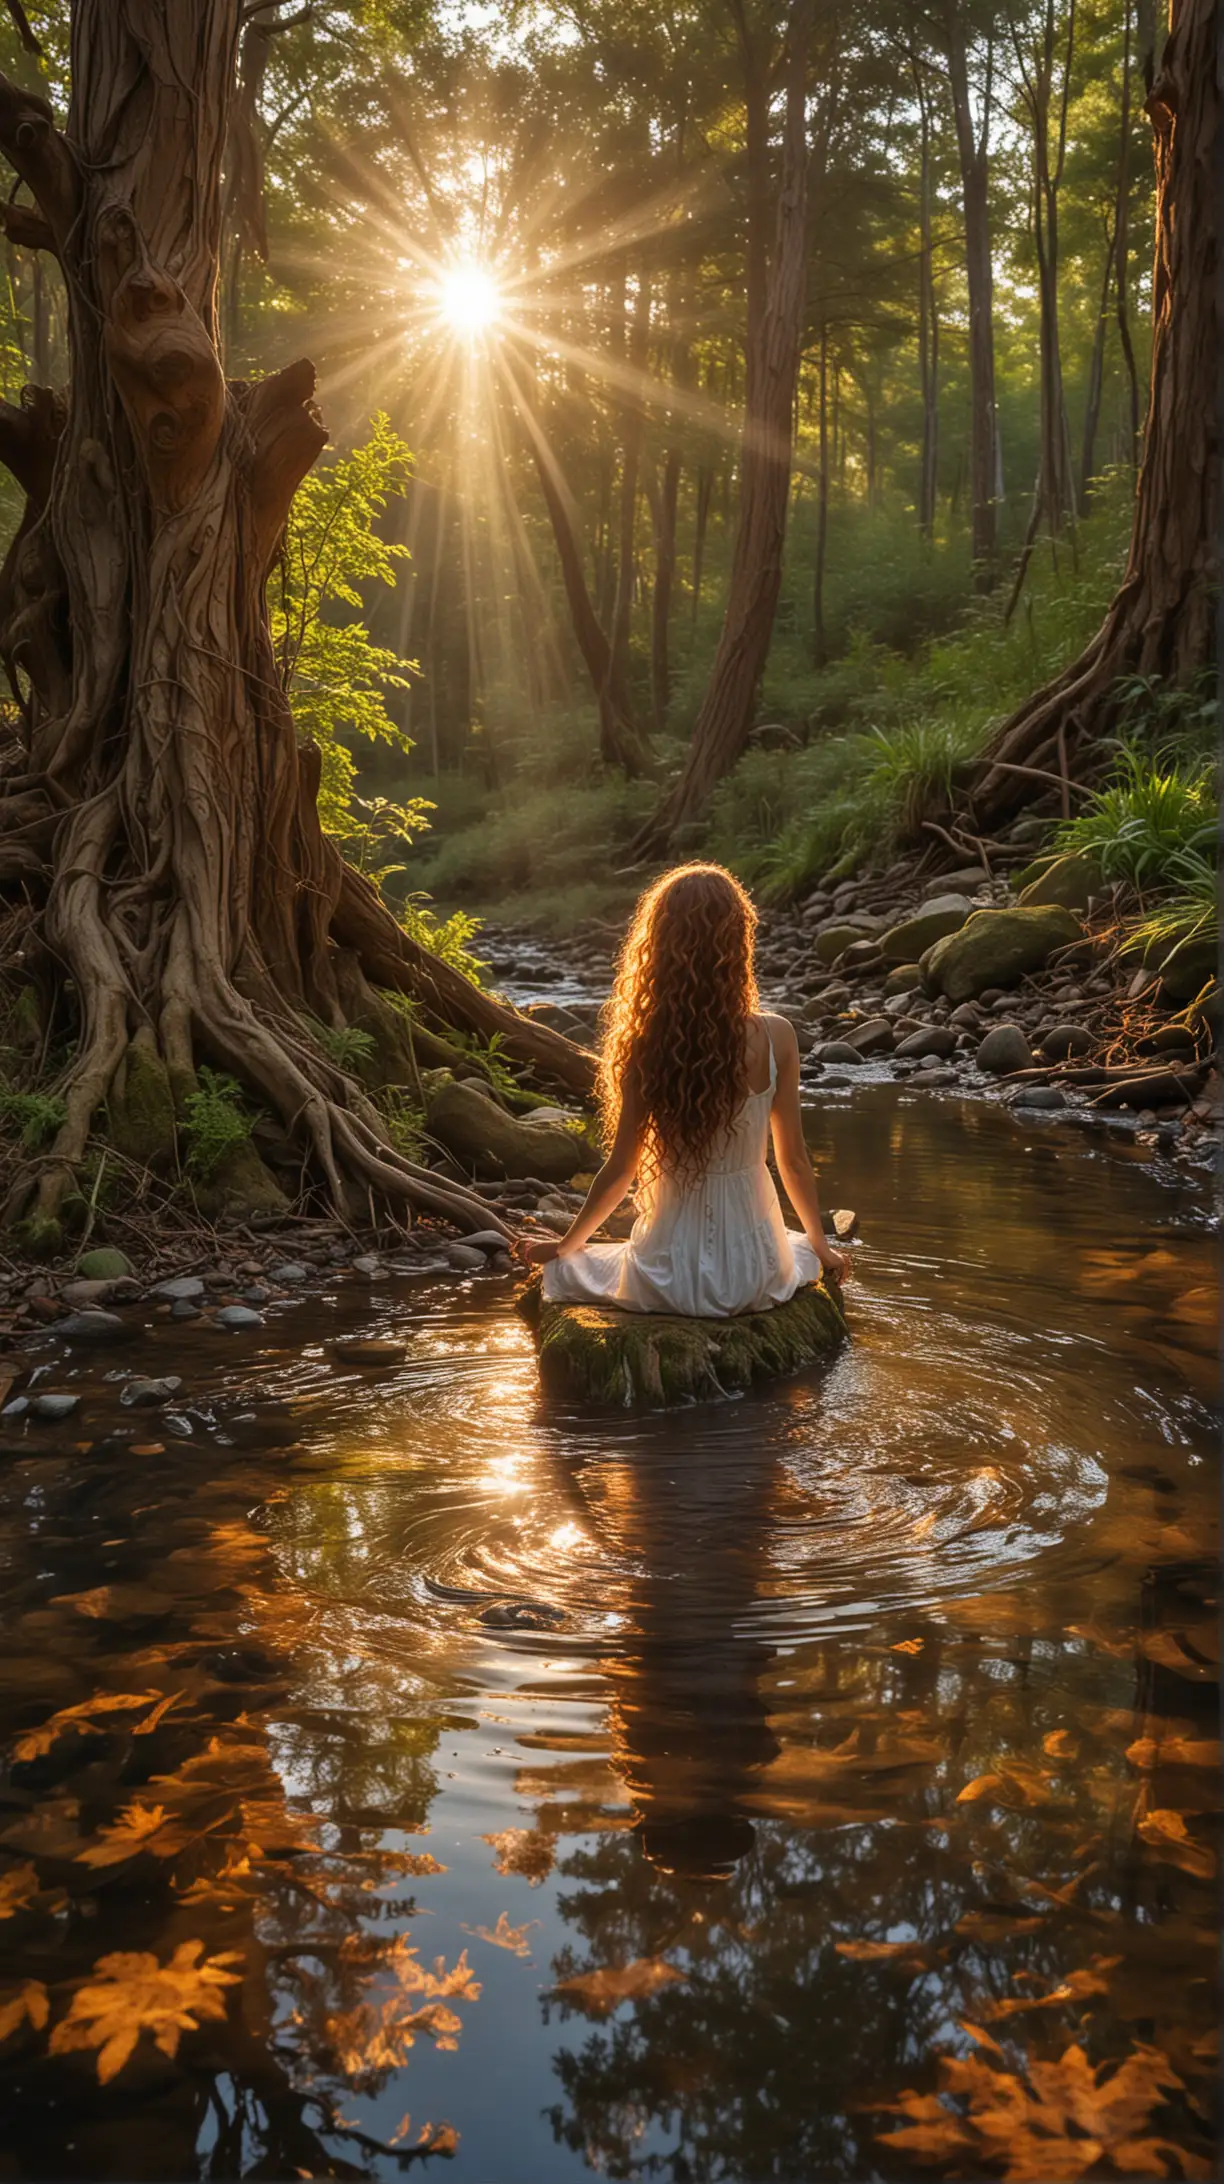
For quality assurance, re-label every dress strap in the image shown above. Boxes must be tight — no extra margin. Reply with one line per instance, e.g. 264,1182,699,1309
763,1015,778,1092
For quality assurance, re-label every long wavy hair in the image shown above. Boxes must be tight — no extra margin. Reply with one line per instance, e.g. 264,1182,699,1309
600,863,759,1185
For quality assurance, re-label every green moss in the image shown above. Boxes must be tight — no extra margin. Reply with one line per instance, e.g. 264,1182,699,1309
190,1137,290,1222
108,1039,177,1170
12,1213,63,1261
519,1277,848,1407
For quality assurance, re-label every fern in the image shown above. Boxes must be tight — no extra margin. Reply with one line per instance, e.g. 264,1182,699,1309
301,1016,376,1073
0,1083,66,1149
182,1068,253,1178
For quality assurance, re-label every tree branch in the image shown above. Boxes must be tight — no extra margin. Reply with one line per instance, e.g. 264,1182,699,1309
0,383,65,501
0,76,78,247
243,355,328,574
3,0,40,56
0,194,54,253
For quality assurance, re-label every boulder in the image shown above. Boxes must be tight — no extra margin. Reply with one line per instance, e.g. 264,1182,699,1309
896,1025,956,1060
76,1247,132,1281
927,865,990,893
1146,930,1218,1005
814,922,871,965
814,1040,868,1066
845,1016,894,1056
883,963,924,995
976,1024,1033,1074
426,1076,587,1183
518,1276,847,1407
923,906,1081,1004
1019,852,1102,911
880,896,971,963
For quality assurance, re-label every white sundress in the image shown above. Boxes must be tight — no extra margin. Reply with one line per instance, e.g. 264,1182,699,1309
542,1019,825,1318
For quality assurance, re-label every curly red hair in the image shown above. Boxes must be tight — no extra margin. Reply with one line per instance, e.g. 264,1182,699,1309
600,863,759,1186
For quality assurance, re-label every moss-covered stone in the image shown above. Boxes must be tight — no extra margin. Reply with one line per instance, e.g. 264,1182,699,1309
77,1246,132,1280
190,1138,290,1222
880,895,970,963
108,1036,178,1170
923,904,1081,1002
518,1275,848,1407
1018,851,1103,911
427,1075,586,1182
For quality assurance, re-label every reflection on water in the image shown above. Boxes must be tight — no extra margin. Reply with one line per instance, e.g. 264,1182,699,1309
0,1089,1217,2180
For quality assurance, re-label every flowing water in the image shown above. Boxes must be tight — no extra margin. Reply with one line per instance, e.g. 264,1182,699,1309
0,1087,1217,2181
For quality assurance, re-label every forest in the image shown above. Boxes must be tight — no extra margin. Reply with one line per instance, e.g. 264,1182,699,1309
0,0,1214,1233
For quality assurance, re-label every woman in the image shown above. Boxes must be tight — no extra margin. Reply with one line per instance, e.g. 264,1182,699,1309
522,863,847,1314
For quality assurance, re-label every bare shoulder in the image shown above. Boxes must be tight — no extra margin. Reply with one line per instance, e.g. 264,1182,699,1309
761,1012,800,1069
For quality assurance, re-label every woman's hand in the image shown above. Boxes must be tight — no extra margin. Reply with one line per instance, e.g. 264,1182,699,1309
518,1237,563,1267
813,1237,849,1281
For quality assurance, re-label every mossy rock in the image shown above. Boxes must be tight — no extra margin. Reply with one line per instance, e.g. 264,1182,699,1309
1018,851,1103,911
426,1075,586,1182
922,905,1081,1002
77,1247,132,1280
880,895,971,964
190,1138,290,1222
518,1275,848,1407
1144,929,1219,1004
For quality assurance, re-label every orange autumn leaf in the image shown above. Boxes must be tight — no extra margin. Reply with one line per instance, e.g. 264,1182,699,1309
76,1801,183,1867
957,1773,1004,1803
13,1689,166,1763
984,1956,1122,2021
0,1980,49,2041
1042,1729,1079,1760
0,1861,41,1919
1137,1808,1216,1879
555,1958,686,2013
481,1827,555,1886
892,1638,925,1655
48,1942,242,2084
463,1911,538,1959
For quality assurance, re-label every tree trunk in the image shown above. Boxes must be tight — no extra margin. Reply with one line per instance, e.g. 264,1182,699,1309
1078,218,1115,510
1114,0,1142,462
0,0,592,1255
945,5,999,580
967,0,1216,829
812,325,830,666
610,269,650,692
914,61,939,540
690,461,714,629
631,0,814,855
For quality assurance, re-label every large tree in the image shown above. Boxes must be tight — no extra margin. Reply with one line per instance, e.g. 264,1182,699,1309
966,0,1216,828
0,0,590,1253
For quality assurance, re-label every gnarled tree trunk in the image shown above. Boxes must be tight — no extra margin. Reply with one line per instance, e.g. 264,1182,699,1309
0,0,591,1254
967,0,1216,829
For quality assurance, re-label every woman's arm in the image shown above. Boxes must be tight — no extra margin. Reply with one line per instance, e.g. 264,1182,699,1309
766,1015,848,1277
520,1079,644,1266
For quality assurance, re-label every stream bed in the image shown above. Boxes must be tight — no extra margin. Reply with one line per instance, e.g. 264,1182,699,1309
0,1086,1218,2181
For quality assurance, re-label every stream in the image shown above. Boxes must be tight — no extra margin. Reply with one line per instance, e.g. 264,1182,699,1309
0,1065,1217,2180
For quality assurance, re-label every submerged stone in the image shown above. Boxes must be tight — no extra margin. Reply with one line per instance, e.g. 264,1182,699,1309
518,1276,848,1408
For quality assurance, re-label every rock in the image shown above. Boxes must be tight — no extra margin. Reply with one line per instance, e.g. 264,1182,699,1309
895,1026,957,1060
1094,1068,1204,1110
77,1247,132,1281
171,1300,201,1322
1041,1023,1095,1061
57,1309,131,1344
927,865,989,893
32,1392,80,1420
814,1041,868,1066
426,1077,586,1183
351,1253,383,1277
846,1016,894,1056
910,1064,958,1087
242,1285,272,1304
923,905,1082,1003
445,1242,488,1271
153,1276,205,1302
1011,1085,1067,1110
455,1230,513,1255
121,1376,183,1407
831,1208,858,1240
814,922,871,965
191,1138,290,1223
331,1338,408,1366
1144,1023,1198,1054
883,963,924,995
949,1002,982,1029
215,1305,264,1330
270,1261,309,1284
2,1397,29,1419
1148,931,1218,1004
109,1036,178,1172
976,1024,1033,1074
881,896,971,963
60,1278,117,1308
1019,851,1102,911
518,1274,848,1407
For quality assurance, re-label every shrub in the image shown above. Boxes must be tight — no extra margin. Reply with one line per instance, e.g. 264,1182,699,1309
0,1084,66,1149
182,1069,254,1177
1055,745,1216,885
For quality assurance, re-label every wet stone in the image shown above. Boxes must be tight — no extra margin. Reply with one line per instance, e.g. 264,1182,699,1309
1041,1023,1095,1061
242,1285,272,1304
2,1397,29,1419
332,1338,408,1366
270,1262,309,1283
453,1231,510,1256
215,1305,264,1330
351,1254,384,1278
32,1392,80,1420
896,1026,957,1060
57,1309,132,1344
153,1276,205,1302
1012,1084,1068,1110
976,1024,1033,1075
121,1376,183,1408
815,1041,868,1066
170,1299,201,1322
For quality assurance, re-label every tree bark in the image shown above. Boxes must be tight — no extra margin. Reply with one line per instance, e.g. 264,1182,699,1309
944,5,999,580
966,0,1217,829
1078,215,1115,510
0,0,592,1253
812,324,830,666
631,0,814,855
1114,0,1142,462
1008,0,1077,586
610,268,651,696
914,59,940,540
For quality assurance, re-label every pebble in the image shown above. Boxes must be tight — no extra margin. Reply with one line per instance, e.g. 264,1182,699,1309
60,1278,117,1308
1041,1024,1094,1061
2,1397,29,1420
910,1065,958,1087
33,1392,80,1420
121,1376,183,1407
153,1276,205,1302
896,1026,956,1060
949,1002,982,1029
445,1242,489,1271
57,1309,131,1343
215,1305,264,1330
171,1300,201,1322
1012,1085,1067,1110
242,1285,272,1304
815,1041,867,1066
976,1024,1033,1074
457,1230,513,1255
847,1016,894,1056
270,1261,309,1284
831,1208,858,1240
350,1254,384,1279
